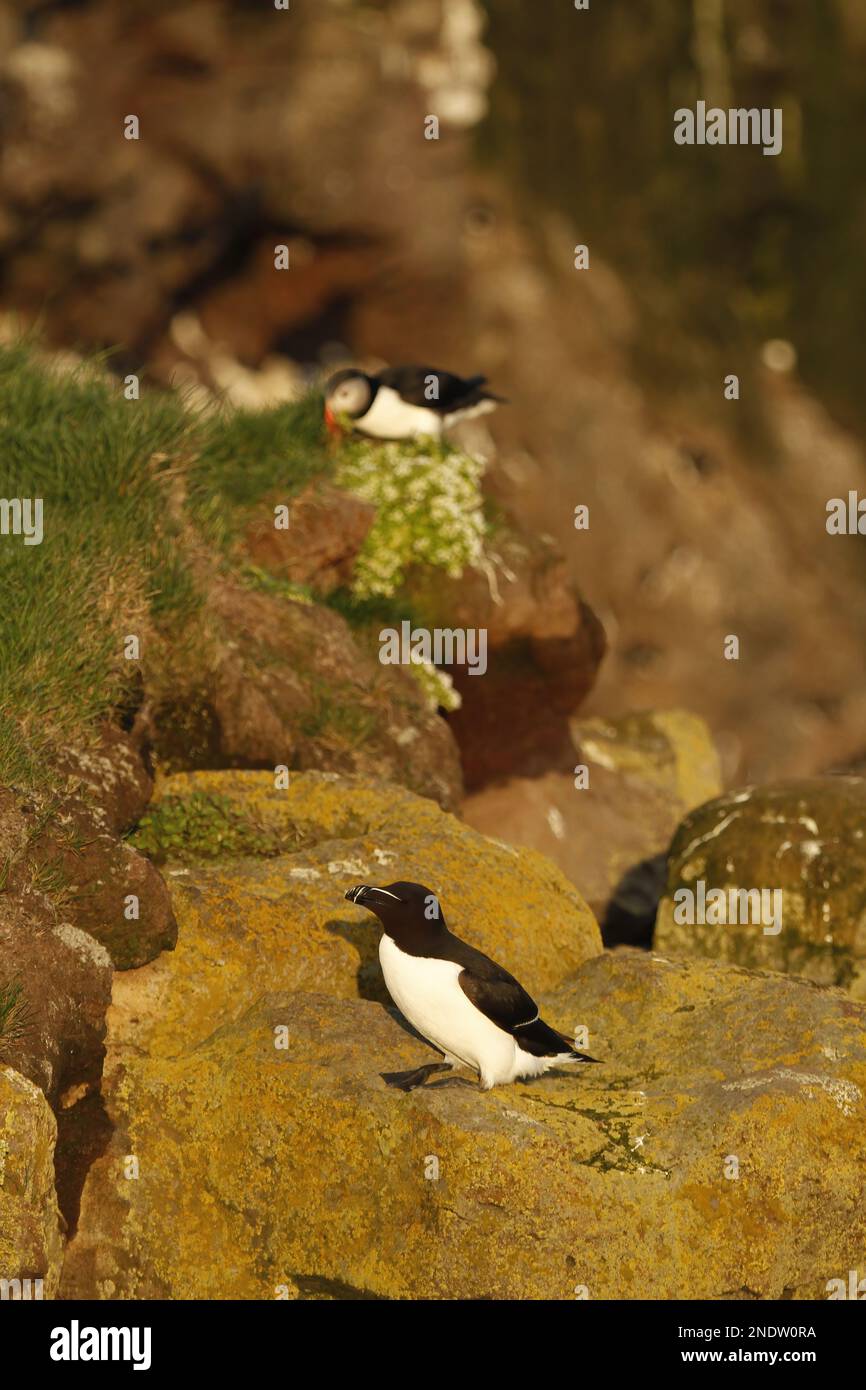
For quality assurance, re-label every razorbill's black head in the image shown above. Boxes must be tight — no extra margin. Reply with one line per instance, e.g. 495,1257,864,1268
345,879,600,1091
345,881,443,951
325,365,506,441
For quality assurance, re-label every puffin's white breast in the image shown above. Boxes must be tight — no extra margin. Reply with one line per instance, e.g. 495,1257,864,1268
357,385,444,439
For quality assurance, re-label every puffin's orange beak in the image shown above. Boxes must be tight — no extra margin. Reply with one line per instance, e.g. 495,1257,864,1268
324,404,343,438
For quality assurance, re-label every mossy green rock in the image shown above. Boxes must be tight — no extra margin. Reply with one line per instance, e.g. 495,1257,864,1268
121,769,601,1058
0,1066,63,1297
62,952,866,1299
656,778,866,996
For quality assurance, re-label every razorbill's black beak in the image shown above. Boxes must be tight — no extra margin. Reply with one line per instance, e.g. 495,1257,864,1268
345,884,370,904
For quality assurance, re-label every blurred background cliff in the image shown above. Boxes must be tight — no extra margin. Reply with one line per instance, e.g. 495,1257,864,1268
1,0,865,785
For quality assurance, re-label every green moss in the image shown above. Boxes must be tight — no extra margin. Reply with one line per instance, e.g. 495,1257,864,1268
238,564,316,606
187,392,332,549
128,791,309,865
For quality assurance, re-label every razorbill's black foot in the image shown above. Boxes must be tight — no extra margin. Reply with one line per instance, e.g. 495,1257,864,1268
345,881,600,1090
324,365,506,441
380,1062,452,1091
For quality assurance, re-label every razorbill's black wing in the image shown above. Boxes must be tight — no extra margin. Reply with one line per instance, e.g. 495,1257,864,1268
447,933,597,1061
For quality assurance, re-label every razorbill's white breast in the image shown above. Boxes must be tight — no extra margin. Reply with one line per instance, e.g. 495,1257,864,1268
344,880,600,1090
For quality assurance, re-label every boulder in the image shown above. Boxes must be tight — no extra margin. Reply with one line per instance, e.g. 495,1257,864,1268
0,1066,64,1298
0,784,176,974
33,806,177,972
54,724,153,835
0,899,112,1107
655,777,866,996
242,482,376,595
408,531,606,789
62,951,866,1300
121,768,602,1058
464,710,722,943
142,580,463,812
0,789,114,1104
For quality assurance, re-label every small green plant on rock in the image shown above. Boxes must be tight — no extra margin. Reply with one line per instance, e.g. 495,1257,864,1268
0,978,33,1058
128,792,305,864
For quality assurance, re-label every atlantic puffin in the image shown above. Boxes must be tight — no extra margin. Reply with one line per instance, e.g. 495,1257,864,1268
324,365,506,441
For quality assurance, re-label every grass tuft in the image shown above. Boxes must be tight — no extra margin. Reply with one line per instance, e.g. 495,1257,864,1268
0,977,33,1057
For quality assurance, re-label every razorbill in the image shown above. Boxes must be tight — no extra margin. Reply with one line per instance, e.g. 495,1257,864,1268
324,365,507,441
344,880,599,1090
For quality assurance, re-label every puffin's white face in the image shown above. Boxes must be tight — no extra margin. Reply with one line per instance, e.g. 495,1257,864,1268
325,373,372,418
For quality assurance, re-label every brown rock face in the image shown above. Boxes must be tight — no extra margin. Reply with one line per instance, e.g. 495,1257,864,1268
242,483,376,595
407,532,606,788
0,893,111,1108
144,580,464,811
54,725,153,835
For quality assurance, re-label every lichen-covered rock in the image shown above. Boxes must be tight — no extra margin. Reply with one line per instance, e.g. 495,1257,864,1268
55,724,153,834
61,952,866,1300
120,768,602,1059
464,709,722,943
0,1066,63,1298
655,778,866,996
572,709,722,812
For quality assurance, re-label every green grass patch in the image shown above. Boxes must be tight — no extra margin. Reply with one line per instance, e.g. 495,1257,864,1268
0,337,332,792
187,391,332,548
0,978,33,1058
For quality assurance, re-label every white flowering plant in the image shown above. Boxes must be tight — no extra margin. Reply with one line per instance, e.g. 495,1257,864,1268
335,438,488,600
408,654,462,713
